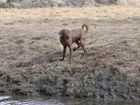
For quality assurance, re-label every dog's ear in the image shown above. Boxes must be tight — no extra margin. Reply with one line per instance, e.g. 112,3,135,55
64,29,69,35
64,29,69,39
59,29,69,39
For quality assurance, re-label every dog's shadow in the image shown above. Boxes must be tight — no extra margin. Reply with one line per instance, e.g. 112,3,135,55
32,51,63,64
15,50,63,68
15,48,89,68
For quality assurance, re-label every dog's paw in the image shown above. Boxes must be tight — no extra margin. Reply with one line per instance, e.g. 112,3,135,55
60,59,64,61
73,48,76,51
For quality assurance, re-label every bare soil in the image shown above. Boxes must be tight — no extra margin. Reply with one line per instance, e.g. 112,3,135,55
0,6,140,100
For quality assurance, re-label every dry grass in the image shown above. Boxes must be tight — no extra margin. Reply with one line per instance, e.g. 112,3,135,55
0,6,140,98
0,5,140,79
0,5,140,23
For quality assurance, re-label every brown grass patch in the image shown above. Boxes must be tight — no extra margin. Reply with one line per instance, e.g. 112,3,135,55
0,5,140,78
1,5,140,24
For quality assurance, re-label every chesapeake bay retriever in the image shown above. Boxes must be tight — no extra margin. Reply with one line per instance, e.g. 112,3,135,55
59,24,88,61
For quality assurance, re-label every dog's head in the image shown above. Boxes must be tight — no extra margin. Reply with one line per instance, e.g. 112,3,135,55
59,29,69,39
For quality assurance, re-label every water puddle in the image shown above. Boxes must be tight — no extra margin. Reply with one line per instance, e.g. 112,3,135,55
0,95,140,105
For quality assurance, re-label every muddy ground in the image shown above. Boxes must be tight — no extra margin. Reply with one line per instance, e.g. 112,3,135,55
0,6,140,100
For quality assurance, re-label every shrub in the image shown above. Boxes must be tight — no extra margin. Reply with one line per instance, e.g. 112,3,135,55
7,0,23,3
0,2,9,8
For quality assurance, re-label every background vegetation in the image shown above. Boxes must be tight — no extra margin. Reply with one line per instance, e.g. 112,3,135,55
0,0,23,8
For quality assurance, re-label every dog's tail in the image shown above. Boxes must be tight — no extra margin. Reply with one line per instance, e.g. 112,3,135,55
82,24,88,33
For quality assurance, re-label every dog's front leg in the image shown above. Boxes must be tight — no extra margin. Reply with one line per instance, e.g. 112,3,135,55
69,46,73,62
61,46,67,61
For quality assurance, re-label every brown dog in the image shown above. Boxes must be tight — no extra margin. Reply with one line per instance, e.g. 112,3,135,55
59,24,88,61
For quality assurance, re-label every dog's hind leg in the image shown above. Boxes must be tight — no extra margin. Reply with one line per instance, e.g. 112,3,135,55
73,41,81,51
80,40,87,54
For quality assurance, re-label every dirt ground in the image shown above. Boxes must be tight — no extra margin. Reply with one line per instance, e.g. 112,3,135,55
0,6,140,99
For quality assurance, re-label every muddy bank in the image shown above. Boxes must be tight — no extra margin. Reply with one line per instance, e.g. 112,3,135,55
0,7,140,100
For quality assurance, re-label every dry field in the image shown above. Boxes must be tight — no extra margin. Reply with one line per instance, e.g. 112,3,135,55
0,5,140,98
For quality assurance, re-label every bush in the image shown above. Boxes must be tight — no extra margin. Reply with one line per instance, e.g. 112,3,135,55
7,0,23,3
0,2,9,8
0,0,23,8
